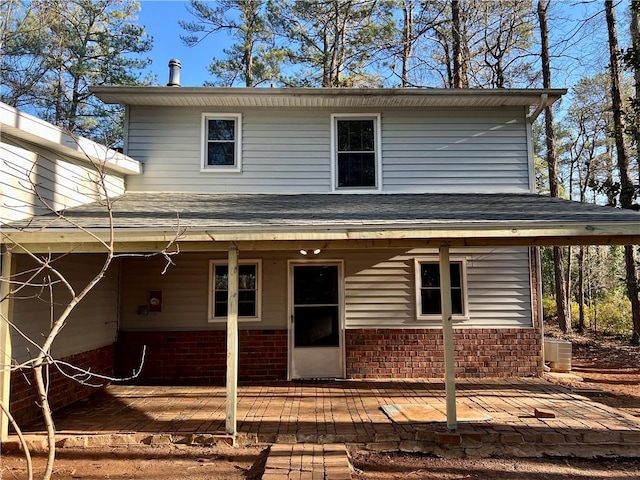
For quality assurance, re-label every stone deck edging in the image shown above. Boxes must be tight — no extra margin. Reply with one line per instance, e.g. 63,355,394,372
4,426,640,460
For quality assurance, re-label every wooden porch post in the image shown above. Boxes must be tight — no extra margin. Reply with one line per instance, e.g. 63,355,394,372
225,243,239,442
0,249,14,440
439,245,457,431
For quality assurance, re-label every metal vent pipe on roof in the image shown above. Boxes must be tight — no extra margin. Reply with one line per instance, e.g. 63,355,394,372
167,59,181,87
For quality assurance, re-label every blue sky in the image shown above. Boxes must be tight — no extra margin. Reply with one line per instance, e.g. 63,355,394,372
138,1,223,86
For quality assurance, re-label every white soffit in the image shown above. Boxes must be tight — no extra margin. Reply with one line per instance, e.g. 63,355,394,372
89,87,567,109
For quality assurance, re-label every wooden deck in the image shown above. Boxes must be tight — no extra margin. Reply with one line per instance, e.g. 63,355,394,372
14,378,640,458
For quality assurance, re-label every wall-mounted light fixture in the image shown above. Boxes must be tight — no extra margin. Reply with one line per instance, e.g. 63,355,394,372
299,248,322,256
149,290,163,312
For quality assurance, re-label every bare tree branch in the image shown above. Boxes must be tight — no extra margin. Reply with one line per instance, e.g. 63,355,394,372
0,399,33,480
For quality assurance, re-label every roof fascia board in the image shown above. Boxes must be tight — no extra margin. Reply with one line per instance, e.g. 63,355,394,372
4,221,640,249
6,235,640,255
0,102,141,175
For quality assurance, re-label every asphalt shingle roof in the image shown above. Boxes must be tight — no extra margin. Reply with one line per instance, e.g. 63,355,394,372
9,192,640,232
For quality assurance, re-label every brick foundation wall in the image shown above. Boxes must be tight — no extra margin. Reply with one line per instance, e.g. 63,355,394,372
345,328,543,379
10,344,114,427
115,330,288,385
116,326,542,383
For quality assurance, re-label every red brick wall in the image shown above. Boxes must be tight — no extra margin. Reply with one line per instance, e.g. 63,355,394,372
115,330,288,385
10,344,114,427
345,328,543,378
116,326,542,383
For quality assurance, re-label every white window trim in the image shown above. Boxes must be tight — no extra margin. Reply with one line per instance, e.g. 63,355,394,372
200,113,243,173
330,113,382,192
414,257,470,321
208,259,262,323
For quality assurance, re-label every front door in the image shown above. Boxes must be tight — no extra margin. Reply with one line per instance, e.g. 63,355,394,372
290,263,344,379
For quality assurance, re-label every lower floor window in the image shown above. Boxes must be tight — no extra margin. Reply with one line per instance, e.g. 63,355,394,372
415,259,466,318
209,260,261,321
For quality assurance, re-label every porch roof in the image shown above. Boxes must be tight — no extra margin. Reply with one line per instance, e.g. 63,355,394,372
3,192,640,250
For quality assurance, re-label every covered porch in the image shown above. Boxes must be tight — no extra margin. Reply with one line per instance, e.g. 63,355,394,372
3,192,640,443
12,378,640,458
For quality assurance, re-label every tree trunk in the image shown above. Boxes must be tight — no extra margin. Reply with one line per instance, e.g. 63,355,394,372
606,0,640,344
577,246,586,332
566,246,572,310
538,0,571,332
631,1,640,344
577,168,591,334
452,0,462,88
401,0,413,86
624,245,640,344
243,36,254,87
631,1,640,169
34,364,56,480
451,0,468,88
553,248,570,331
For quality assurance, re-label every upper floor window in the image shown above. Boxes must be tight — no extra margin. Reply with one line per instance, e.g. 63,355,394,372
332,114,381,191
414,258,469,320
208,259,261,322
201,113,242,172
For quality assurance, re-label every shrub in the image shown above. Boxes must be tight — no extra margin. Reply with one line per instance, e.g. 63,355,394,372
590,294,632,336
542,296,556,319
542,294,632,336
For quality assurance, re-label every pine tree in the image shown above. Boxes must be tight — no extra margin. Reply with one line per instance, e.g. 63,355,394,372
1,0,153,146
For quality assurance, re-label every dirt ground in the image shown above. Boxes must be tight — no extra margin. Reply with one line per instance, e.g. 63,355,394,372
545,330,640,417
352,328,640,479
1,329,639,479
350,454,640,479
0,444,268,480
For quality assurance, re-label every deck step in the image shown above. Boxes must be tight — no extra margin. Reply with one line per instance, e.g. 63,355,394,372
262,443,352,480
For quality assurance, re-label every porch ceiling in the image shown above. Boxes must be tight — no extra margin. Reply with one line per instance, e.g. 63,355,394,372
3,193,640,252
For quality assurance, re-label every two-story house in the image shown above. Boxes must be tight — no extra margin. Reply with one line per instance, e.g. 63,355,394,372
3,71,640,437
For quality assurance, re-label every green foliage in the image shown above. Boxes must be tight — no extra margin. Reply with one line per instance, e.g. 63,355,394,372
1,0,153,146
174,0,541,89
180,0,283,87
542,295,557,319
589,294,633,336
267,0,395,87
541,244,633,338
543,294,633,337
620,3,640,149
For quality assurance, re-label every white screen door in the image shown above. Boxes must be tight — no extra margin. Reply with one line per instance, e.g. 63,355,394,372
290,263,344,379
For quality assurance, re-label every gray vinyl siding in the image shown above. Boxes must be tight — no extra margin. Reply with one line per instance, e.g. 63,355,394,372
381,110,529,192
1,139,125,223
10,254,118,365
119,247,532,333
125,107,331,193
125,106,529,194
345,247,533,329
119,252,289,331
